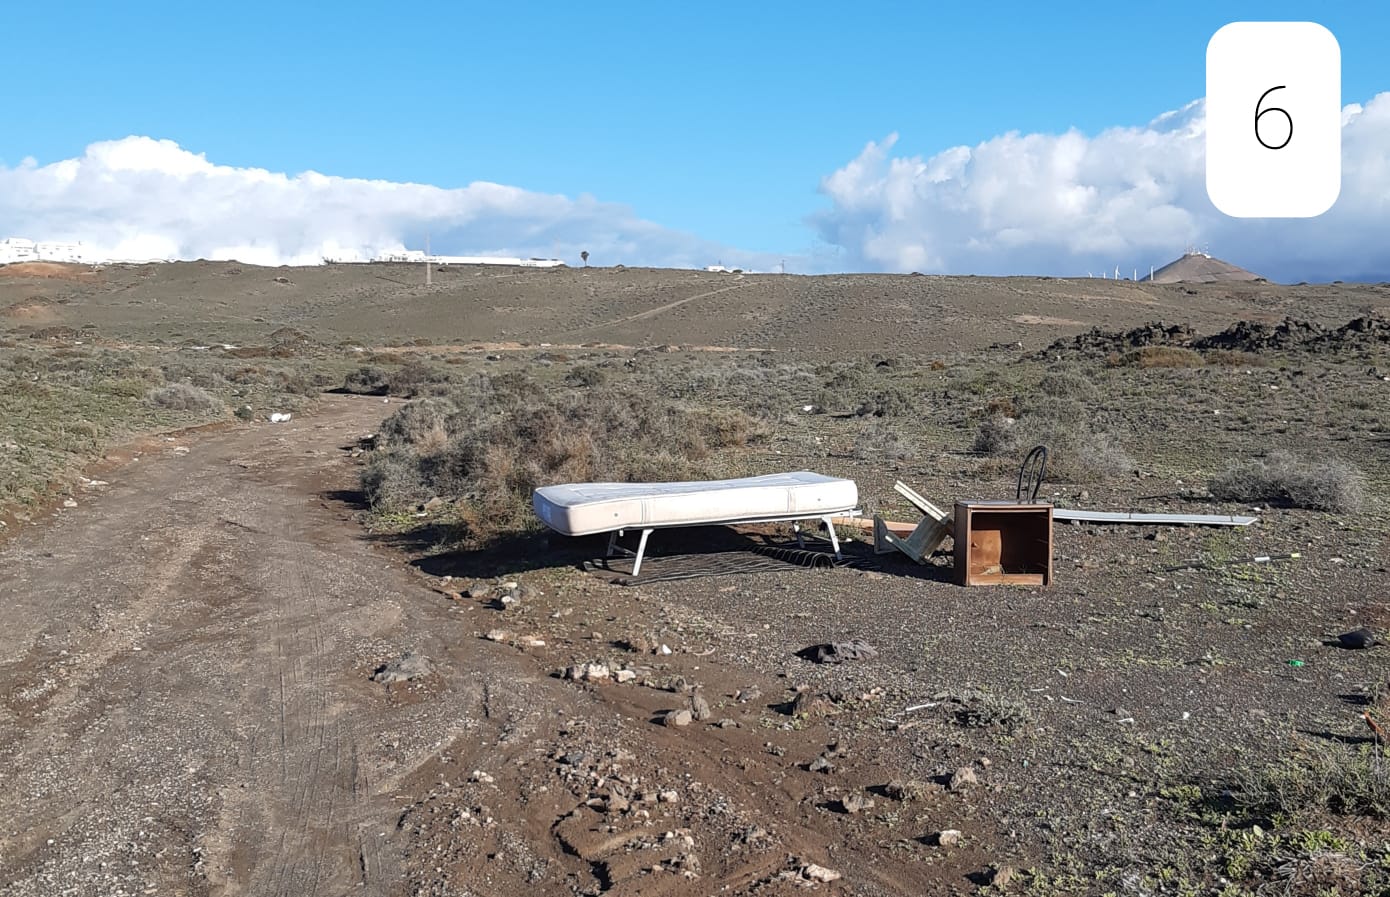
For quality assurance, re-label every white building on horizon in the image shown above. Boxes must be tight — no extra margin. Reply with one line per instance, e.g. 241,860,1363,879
0,237,94,265
330,250,567,268
3,235,567,269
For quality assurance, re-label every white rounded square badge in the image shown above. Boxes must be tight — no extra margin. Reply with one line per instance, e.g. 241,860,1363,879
1206,22,1341,218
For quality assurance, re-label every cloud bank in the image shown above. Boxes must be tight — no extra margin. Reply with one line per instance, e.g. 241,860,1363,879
812,93,1390,282
0,137,779,271
3,95,1387,281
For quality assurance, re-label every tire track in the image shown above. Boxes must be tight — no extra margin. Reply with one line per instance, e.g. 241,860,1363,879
557,282,745,340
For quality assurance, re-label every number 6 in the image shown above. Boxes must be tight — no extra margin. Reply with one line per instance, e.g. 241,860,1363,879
1255,86,1292,150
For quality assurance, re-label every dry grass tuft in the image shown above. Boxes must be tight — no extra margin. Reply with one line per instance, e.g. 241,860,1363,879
1127,346,1207,368
853,421,916,461
1209,451,1364,512
360,384,768,541
146,382,221,412
1234,743,1390,820
974,398,1132,481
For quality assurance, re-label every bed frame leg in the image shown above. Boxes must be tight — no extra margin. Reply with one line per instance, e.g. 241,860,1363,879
821,516,842,559
606,530,620,561
631,528,653,576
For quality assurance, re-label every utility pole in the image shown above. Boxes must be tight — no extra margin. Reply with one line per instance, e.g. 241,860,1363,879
425,231,431,286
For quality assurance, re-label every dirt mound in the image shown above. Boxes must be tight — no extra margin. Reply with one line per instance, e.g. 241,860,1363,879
0,262,100,282
1044,315,1390,358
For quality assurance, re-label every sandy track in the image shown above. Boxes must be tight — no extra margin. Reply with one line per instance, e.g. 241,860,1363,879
558,282,746,340
0,396,432,896
0,396,964,897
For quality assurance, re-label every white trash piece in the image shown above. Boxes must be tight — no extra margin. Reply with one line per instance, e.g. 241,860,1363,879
268,412,292,423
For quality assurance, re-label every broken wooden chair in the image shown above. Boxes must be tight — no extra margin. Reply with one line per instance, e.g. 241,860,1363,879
872,480,954,564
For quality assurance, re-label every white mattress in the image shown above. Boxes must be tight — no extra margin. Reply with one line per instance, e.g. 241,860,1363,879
533,471,858,537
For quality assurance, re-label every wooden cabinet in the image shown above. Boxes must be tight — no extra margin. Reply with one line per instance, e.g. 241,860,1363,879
953,501,1053,587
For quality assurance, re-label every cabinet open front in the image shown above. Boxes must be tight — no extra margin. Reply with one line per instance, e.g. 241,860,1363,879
953,501,1053,587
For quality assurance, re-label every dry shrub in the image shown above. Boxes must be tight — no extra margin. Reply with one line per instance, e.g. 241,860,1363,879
973,398,1132,481
1127,346,1206,368
1205,349,1266,367
984,396,1017,418
940,689,1034,735
343,365,390,395
704,407,768,447
929,359,946,371
147,382,221,412
855,385,913,417
854,422,916,461
387,361,452,397
228,365,269,385
1234,743,1390,820
360,450,435,511
360,388,768,540
565,365,608,387
274,367,329,396
1038,369,1097,400
1209,451,1364,512
378,398,456,451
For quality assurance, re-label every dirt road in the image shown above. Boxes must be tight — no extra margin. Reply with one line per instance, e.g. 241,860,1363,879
0,396,451,896
0,396,978,897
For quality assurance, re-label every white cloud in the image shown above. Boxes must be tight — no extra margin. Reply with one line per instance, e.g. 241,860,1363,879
0,136,781,270
812,93,1390,282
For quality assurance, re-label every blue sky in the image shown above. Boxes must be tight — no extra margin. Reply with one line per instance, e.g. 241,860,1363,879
2,2,1387,277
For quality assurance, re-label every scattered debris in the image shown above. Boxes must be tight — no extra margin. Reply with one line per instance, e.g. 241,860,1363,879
935,829,963,847
483,629,510,642
1337,627,1380,650
268,412,292,423
1162,552,1300,573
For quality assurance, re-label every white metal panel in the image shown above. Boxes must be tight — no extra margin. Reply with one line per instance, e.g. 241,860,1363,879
1054,509,1257,526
